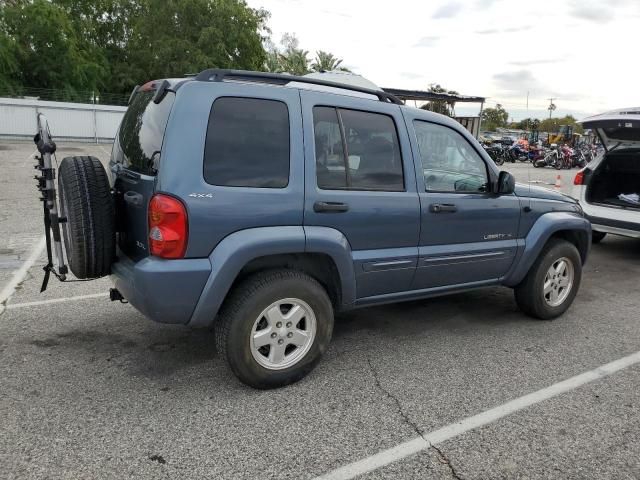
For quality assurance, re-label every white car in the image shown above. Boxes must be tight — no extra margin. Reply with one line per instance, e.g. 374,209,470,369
573,107,640,242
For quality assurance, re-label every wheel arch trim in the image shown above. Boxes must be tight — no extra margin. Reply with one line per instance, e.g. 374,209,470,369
503,212,591,287
188,226,356,327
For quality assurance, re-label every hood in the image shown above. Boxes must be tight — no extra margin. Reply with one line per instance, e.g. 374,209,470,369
514,183,576,203
580,107,640,151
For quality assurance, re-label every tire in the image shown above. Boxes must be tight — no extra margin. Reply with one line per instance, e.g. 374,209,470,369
215,270,334,389
58,156,115,279
592,231,607,243
514,239,582,320
494,156,504,166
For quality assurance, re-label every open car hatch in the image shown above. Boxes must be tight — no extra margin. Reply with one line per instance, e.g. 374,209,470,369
580,107,640,151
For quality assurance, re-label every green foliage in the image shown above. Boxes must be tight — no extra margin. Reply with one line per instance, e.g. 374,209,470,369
1,0,108,99
481,104,509,131
0,31,20,94
508,114,584,135
127,0,269,82
420,83,459,117
264,33,348,76
0,0,270,100
311,51,349,72
538,115,584,134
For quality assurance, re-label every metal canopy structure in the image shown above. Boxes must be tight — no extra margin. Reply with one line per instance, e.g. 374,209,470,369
381,88,485,104
382,88,486,138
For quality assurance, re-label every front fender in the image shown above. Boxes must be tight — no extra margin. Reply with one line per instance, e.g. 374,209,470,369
503,212,591,287
188,226,306,327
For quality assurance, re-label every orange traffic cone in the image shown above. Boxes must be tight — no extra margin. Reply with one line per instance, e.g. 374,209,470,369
554,174,562,189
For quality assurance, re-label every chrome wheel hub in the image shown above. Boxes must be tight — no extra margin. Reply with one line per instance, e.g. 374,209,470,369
543,257,574,307
250,298,316,370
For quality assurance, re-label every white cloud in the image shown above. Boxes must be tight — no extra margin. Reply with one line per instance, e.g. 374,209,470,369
248,0,640,120
414,36,439,48
432,2,464,19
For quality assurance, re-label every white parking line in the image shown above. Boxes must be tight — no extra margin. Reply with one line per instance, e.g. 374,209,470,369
313,350,640,480
0,236,46,315
6,293,108,310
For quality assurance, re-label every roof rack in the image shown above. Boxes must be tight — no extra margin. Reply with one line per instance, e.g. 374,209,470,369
193,69,404,105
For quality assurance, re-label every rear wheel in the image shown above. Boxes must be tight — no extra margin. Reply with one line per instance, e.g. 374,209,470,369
216,270,334,389
514,239,582,320
58,156,115,279
592,231,607,243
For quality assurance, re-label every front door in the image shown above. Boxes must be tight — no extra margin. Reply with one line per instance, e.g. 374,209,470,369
301,91,421,299
406,117,521,290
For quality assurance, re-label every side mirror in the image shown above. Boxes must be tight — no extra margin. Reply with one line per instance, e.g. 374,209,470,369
497,171,515,195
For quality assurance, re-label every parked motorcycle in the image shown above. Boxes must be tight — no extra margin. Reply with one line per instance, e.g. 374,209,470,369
507,144,529,162
483,143,506,166
534,144,562,169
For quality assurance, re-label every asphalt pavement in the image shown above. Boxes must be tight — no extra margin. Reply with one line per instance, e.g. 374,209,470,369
1,141,639,479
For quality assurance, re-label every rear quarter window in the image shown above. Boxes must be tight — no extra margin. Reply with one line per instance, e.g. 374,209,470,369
114,91,175,175
203,97,290,188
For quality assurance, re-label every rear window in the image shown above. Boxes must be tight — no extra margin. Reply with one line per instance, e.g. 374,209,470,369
114,91,175,175
204,97,290,188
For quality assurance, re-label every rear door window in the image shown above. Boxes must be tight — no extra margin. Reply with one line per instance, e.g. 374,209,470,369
113,91,175,175
204,97,290,188
313,106,404,191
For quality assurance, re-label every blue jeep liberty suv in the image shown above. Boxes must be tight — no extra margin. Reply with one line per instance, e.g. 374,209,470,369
52,70,591,388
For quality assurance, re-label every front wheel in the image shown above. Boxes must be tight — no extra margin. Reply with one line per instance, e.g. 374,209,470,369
216,270,334,389
553,157,563,170
514,239,582,320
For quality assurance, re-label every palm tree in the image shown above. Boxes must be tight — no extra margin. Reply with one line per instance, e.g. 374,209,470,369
420,83,459,117
279,48,310,75
311,51,349,72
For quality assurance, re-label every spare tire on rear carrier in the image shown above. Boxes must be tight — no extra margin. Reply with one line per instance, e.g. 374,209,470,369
57,156,116,279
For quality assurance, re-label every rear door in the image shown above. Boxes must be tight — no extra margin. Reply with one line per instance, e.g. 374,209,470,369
301,91,421,299
110,87,175,261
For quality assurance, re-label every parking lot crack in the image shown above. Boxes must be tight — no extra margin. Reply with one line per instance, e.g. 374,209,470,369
366,356,424,439
431,444,464,480
366,356,464,480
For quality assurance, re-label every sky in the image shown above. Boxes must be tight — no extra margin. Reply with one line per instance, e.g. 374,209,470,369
246,0,640,121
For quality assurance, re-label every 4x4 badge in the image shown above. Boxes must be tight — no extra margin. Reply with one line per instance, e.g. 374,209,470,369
188,193,213,198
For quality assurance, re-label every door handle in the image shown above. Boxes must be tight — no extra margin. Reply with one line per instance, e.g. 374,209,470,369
313,201,349,213
430,203,457,213
123,191,144,206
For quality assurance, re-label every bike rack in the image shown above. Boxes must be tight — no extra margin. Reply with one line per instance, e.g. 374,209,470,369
33,114,68,291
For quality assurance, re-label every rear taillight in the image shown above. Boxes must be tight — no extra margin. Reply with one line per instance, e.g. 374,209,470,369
573,171,585,185
148,194,188,259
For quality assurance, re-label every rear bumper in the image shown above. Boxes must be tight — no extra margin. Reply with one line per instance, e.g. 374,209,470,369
110,252,211,324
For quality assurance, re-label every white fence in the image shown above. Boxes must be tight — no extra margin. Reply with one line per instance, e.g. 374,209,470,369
0,97,126,143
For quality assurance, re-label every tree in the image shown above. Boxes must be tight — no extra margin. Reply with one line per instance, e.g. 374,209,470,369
311,51,348,72
0,31,20,94
264,33,349,76
538,114,583,134
420,83,459,117
1,0,108,98
126,0,269,86
481,104,509,131
53,0,144,94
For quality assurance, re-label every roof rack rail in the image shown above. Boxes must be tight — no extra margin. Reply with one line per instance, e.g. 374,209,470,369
194,69,404,105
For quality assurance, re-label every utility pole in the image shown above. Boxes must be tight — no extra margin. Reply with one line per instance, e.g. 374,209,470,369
548,97,556,119
526,91,529,132
547,98,557,145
